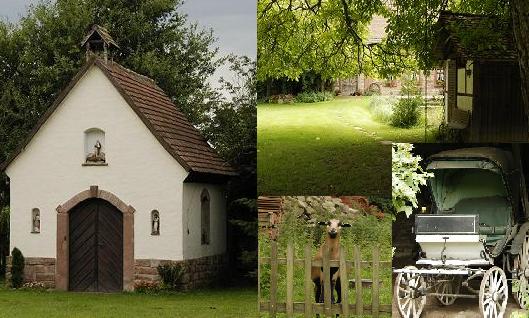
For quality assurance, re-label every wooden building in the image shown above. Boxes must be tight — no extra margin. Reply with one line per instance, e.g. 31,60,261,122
434,11,528,142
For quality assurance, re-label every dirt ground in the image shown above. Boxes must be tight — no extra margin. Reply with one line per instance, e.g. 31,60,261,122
391,294,528,317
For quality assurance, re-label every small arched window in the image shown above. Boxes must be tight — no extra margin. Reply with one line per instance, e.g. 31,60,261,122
151,210,160,235
84,128,106,165
201,189,210,245
31,208,40,233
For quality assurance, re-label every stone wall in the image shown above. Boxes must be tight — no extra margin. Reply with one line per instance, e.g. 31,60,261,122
5,254,226,291
135,254,227,290
5,257,56,288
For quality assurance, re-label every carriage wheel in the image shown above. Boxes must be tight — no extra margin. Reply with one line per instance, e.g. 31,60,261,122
479,267,508,318
435,275,460,306
394,266,426,318
515,232,529,309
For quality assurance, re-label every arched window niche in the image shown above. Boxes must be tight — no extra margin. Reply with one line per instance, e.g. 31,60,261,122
151,210,160,235
83,128,107,166
201,189,210,245
31,208,40,233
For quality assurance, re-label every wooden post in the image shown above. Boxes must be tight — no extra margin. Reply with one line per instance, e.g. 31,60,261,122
286,242,294,317
372,248,380,318
354,245,363,316
323,244,332,317
304,243,313,318
339,245,349,317
270,240,278,318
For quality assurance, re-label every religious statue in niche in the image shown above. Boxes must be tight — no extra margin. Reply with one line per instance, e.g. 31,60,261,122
151,211,160,235
32,210,40,233
86,140,106,163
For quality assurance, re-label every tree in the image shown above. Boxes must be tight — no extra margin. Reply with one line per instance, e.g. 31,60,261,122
257,0,417,85
0,207,9,278
258,0,529,111
205,55,258,279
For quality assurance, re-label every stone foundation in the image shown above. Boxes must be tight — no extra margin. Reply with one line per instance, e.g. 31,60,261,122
135,254,227,290
6,257,56,288
5,254,226,291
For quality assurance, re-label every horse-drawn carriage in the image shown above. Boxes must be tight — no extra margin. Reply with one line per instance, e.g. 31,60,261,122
394,147,529,318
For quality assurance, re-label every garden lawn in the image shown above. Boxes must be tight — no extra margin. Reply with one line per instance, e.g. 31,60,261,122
258,96,437,195
0,282,257,318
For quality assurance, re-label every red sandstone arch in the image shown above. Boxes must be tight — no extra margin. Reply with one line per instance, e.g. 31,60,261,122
55,186,135,291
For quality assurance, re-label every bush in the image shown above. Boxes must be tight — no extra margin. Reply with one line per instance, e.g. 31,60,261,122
134,281,161,294
390,97,422,128
157,263,186,290
295,91,334,103
369,96,395,123
268,94,295,104
10,247,24,288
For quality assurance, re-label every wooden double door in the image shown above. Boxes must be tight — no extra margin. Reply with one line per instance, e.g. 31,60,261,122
69,198,123,292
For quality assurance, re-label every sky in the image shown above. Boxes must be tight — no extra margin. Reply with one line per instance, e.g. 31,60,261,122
0,0,256,87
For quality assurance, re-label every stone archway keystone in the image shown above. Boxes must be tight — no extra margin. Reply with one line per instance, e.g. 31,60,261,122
55,186,135,291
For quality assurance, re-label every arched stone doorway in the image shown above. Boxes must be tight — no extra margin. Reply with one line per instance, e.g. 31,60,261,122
56,186,135,291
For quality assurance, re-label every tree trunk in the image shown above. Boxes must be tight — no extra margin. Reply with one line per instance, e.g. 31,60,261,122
511,0,529,121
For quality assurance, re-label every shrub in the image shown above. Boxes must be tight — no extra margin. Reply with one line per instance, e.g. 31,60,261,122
157,263,186,290
10,247,24,288
134,281,161,294
295,91,334,103
390,97,422,128
268,94,295,104
369,96,395,123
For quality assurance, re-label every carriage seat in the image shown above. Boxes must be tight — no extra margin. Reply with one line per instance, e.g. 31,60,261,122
454,196,510,243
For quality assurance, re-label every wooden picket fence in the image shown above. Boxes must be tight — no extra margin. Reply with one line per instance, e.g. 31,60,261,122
258,241,392,317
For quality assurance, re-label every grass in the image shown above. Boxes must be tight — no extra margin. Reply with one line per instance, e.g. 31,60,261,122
0,280,257,318
258,96,440,195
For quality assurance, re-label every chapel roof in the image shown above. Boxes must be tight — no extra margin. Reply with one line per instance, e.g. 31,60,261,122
1,57,237,179
433,11,518,61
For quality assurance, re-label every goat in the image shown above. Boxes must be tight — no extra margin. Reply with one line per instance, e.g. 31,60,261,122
311,219,351,311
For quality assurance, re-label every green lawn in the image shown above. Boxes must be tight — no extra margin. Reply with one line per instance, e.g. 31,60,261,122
258,96,438,195
0,281,257,318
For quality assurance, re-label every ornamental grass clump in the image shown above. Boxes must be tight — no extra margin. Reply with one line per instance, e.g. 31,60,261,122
157,263,186,290
10,247,24,288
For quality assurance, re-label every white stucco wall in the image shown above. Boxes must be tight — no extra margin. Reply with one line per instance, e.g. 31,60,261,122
182,183,227,259
5,65,221,261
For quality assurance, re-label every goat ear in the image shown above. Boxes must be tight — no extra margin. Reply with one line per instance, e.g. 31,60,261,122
317,221,328,226
341,223,352,227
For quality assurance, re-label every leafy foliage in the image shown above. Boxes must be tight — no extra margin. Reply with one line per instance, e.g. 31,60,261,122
0,207,9,278
392,143,433,217
390,97,422,128
257,0,384,82
10,247,24,288
295,91,334,103
157,263,186,291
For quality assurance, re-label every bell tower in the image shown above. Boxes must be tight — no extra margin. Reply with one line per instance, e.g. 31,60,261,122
81,25,119,62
